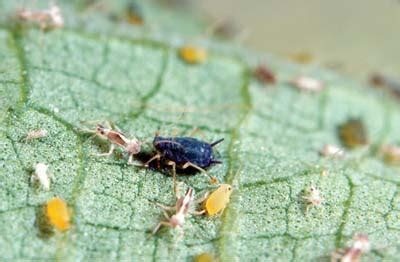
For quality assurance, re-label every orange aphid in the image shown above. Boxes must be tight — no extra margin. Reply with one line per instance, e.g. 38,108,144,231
178,46,207,64
194,252,215,262
203,184,233,216
46,197,70,231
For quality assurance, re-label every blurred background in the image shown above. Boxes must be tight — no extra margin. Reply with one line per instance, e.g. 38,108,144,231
196,0,400,81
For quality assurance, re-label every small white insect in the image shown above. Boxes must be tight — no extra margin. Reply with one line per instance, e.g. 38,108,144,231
320,144,345,158
291,76,324,92
23,129,48,142
302,185,323,213
17,3,64,30
31,163,53,191
331,233,371,262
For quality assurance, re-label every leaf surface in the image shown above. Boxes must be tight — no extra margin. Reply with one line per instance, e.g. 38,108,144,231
1,1,400,261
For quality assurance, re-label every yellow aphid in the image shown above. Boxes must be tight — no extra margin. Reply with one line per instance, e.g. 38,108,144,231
46,197,70,231
194,252,215,262
204,184,233,216
179,46,207,64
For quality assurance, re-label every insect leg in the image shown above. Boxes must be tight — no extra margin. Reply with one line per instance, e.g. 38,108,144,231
187,127,205,139
144,153,161,167
182,162,219,184
128,154,133,165
162,210,171,220
30,174,37,184
194,192,210,204
166,161,178,196
155,203,176,211
128,156,143,166
191,210,206,216
152,221,172,235
330,250,344,262
96,144,115,157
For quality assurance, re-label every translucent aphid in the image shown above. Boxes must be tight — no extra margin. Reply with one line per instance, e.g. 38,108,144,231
17,3,64,30
291,76,324,92
152,187,200,234
31,163,53,191
331,233,371,262
337,118,368,149
198,184,233,216
23,129,48,142
302,185,323,213
178,46,207,64
319,144,345,158
381,144,400,165
87,122,141,165
46,197,70,231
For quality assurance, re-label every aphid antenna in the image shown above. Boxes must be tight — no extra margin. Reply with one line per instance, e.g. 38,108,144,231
154,140,185,148
210,138,224,147
79,119,115,129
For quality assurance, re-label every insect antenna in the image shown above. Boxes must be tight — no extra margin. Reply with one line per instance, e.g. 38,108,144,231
210,138,224,147
154,140,184,148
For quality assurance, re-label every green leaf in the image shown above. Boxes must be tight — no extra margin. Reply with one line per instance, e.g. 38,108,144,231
1,1,400,261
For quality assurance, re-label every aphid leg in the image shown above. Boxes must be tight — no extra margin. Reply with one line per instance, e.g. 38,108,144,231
192,192,209,215
188,127,205,139
174,181,185,199
144,153,161,167
30,174,37,185
194,192,210,204
305,204,311,214
152,221,172,235
182,162,219,184
192,210,206,216
330,250,344,262
96,144,115,157
166,160,178,196
127,154,142,166
128,154,134,165
155,203,175,211
162,210,170,220
302,196,311,213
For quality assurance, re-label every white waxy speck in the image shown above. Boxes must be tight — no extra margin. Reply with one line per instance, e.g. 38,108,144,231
291,76,324,92
319,144,345,158
31,163,52,190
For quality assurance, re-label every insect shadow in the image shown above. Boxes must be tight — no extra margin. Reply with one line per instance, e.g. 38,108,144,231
35,204,54,240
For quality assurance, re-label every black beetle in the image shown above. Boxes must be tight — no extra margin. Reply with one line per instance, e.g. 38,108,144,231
144,136,224,192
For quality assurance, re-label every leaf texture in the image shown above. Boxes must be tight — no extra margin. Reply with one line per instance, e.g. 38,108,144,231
0,1,400,261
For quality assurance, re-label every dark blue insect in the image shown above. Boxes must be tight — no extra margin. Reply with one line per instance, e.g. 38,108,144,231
153,136,223,168
144,136,224,192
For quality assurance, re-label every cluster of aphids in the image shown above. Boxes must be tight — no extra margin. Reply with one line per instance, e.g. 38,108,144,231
87,122,233,234
25,121,234,236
